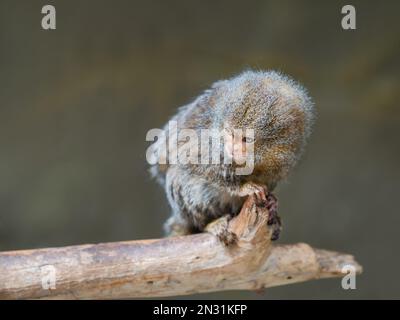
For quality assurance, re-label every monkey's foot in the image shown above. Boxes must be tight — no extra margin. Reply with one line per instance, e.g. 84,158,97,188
205,215,238,246
266,192,281,241
164,216,191,237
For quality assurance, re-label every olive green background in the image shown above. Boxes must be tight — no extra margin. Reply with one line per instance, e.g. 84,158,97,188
0,0,399,299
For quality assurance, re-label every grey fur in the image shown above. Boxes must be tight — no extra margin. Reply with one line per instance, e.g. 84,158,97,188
149,70,315,236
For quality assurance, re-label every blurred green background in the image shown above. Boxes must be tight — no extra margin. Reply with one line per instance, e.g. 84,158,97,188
0,0,399,299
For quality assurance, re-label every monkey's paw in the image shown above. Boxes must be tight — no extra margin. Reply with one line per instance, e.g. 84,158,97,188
205,215,238,246
238,182,268,204
266,192,282,241
238,183,281,241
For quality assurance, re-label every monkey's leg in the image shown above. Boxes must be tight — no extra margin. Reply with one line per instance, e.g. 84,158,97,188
164,170,195,237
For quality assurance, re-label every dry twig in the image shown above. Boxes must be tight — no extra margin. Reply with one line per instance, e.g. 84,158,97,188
0,195,362,299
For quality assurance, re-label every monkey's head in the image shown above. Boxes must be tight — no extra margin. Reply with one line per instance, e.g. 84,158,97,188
211,70,314,187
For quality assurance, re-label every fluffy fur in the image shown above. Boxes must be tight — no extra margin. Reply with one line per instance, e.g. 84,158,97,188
149,70,314,236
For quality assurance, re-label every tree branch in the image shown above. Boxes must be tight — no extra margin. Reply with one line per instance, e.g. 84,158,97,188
0,196,362,299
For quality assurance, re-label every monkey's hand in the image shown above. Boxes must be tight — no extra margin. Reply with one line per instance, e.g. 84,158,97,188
237,182,268,203
237,182,282,241
265,192,281,241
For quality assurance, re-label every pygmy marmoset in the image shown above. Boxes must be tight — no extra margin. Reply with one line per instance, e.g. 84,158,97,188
149,70,314,241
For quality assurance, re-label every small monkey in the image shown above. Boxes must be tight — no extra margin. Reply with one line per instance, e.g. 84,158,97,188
149,70,314,241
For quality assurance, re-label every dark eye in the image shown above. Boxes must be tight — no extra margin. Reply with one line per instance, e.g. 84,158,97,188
242,137,254,143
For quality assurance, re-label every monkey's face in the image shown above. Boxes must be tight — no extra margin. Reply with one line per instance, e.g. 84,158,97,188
222,107,307,181
222,127,254,167
214,71,313,182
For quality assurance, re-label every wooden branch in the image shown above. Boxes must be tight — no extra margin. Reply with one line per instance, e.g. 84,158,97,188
0,195,362,299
